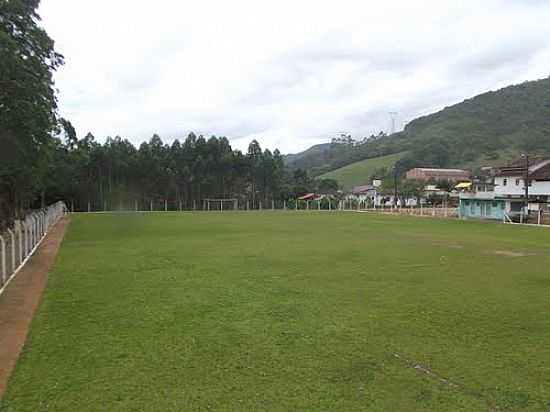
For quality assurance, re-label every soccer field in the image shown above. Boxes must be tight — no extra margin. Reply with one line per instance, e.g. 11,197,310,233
2,212,550,411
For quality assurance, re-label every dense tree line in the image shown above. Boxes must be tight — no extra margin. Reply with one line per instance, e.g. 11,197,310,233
45,130,322,212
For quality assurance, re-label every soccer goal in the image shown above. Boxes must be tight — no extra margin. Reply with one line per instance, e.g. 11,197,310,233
203,198,238,211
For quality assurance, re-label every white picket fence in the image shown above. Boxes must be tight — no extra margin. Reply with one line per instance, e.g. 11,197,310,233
0,201,67,294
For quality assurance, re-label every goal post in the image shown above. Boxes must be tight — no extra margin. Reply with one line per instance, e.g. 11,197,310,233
204,198,238,211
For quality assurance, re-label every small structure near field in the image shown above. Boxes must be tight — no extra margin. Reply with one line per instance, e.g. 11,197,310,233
458,180,506,220
350,185,377,202
406,168,470,182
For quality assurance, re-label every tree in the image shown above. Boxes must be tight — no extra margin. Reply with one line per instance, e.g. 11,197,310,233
317,179,339,194
0,0,64,223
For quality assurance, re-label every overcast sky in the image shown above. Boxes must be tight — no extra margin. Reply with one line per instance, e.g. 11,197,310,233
39,0,550,154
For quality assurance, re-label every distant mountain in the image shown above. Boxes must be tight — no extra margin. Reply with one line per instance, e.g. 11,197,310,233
284,143,331,165
286,77,550,176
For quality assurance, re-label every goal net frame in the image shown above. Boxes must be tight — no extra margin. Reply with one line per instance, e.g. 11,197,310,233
204,198,238,211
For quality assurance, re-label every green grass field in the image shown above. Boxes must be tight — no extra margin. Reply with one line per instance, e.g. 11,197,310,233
3,212,550,411
318,152,405,191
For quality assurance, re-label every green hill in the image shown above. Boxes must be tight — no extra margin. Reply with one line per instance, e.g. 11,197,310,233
287,77,550,175
318,152,405,191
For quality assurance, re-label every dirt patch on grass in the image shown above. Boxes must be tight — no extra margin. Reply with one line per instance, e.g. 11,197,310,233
393,353,460,389
493,250,530,257
0,217,69,399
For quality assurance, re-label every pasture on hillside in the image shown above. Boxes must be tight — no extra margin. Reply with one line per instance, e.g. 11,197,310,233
2,212,550,411
317,152,405,191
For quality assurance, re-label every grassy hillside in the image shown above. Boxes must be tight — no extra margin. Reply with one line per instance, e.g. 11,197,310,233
287,77,550,175
318,152,405,191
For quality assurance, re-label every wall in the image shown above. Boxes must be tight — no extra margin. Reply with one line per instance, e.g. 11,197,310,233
460,198,506,220
494,176,550,196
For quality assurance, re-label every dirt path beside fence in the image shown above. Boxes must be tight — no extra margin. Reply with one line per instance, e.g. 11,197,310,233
0,217,69,398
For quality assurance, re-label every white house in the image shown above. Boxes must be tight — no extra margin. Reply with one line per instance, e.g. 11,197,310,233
349,185,377,203
493,157,550,215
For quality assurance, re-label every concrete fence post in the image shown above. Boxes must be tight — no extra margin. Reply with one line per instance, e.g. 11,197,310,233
24,222,29,257
29,218,34,249
33,215,38,246
17,226,23,265
0,235,6,283
7,229,15,273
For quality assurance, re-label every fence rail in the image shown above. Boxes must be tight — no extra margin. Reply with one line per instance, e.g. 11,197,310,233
361,205,460,218
0,201,67,294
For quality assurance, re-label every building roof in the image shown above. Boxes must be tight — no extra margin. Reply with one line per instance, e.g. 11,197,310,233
297,193,316,200
531,162,550,180
351,185,375,194
496,158,550,179
411,168,469,173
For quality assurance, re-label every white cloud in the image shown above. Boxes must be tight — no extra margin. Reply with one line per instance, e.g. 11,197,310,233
39,0,550,154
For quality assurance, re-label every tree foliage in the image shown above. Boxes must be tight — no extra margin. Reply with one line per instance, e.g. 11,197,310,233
0,0,64,222
40,132,319,211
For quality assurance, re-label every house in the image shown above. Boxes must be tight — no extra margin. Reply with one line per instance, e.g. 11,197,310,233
349,185,377,203
406,168,470,182
458,180,506,220
458,157,550,220
494,157,550,212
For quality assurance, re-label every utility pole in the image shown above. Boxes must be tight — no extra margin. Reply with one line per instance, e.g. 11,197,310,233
393,165,399,207
522,153,530,217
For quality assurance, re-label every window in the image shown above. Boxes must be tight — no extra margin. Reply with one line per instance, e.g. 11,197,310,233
492,202,498,207
515,179,520,186
503,179,507,186
529,180,532,187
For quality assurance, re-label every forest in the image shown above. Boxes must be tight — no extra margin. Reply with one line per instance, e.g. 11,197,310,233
40,130,323,212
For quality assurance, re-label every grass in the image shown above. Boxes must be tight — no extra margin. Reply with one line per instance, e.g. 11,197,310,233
2,211,550,411
318,152,406,191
